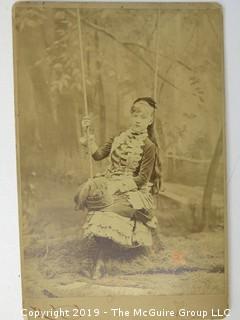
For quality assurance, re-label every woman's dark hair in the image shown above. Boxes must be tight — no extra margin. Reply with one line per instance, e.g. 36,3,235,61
133,97,162,194
133,97,157,109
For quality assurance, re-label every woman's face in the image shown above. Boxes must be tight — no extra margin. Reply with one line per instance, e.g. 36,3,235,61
130,101,153,133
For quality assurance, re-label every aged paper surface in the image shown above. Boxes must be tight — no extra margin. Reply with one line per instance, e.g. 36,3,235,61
13,2,228,319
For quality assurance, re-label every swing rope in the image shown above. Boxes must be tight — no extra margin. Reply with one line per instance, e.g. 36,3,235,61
153,10,165,193
154,9,160,101
77,8,93,179
77,9,160,180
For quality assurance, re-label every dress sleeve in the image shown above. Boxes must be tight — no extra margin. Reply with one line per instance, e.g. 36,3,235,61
133,141,156,189
92,137,114,161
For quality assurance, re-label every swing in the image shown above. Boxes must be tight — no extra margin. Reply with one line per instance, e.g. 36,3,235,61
75,8,161,191
73,10,162,280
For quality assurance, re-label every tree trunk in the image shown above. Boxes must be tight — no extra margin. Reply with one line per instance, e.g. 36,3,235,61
18,25,54,165
200,128,223,231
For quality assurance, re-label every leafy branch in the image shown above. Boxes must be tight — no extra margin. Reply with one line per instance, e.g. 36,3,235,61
82,19,196,97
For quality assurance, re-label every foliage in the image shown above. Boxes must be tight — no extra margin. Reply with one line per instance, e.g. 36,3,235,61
15,6,224,176
15,7,47,31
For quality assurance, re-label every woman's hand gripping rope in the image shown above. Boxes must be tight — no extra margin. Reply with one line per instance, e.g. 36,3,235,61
80,116,98,155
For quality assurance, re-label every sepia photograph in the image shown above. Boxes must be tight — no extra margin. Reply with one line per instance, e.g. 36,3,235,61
13,1,227,306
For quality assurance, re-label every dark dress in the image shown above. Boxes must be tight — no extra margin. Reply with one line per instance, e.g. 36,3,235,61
82,128,158,248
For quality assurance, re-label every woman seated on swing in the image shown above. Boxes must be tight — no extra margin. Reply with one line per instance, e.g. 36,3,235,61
75,97,162,279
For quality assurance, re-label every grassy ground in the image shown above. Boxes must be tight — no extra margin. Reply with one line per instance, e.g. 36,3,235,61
21,176,226,298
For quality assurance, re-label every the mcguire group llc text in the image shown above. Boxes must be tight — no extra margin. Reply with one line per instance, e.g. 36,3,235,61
22,307,230,319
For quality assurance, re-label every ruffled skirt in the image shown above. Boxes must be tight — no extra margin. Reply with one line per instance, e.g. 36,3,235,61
79,177,157,249
83,210,153,248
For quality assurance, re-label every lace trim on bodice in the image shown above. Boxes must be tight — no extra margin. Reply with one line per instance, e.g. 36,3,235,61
107,129,148,176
